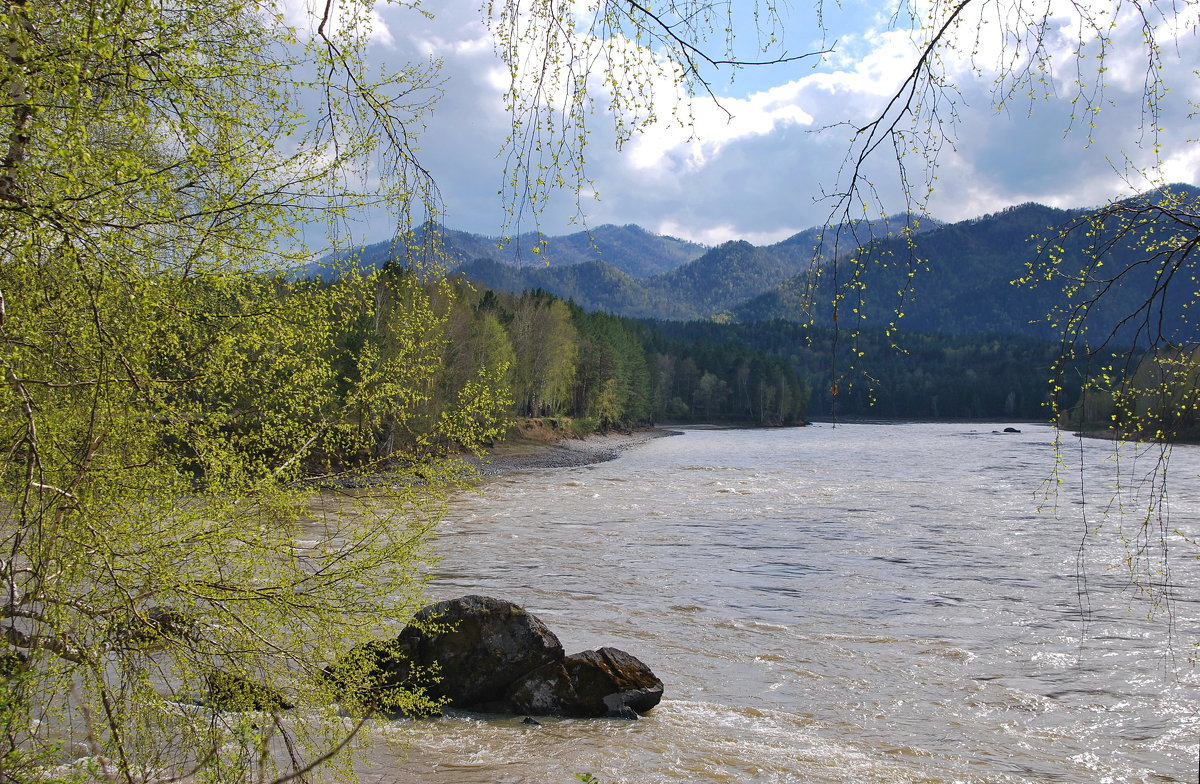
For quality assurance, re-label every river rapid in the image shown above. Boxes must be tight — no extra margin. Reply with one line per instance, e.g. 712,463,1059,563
359,422,1200,783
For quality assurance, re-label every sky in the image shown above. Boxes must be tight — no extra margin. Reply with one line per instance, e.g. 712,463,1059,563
340,0,1200,246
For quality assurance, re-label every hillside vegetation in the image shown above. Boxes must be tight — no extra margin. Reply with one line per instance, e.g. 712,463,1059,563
327,189,1199,349
293,187,1200,427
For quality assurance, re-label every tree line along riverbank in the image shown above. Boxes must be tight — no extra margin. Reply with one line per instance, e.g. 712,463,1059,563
288,264,1103,462
249,261,1145,467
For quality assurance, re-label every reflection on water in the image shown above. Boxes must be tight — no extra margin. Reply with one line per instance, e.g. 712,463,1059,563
361,423,1200,783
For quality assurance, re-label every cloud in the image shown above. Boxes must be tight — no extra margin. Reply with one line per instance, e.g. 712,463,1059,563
339,0,1199,246
625,81,817,173
278,0,396,45
913,0,1200,219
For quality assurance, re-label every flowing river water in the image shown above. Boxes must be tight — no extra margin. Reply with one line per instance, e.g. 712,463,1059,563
357,422,1200,783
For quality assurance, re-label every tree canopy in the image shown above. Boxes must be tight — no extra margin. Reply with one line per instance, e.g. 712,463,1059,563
0,0,487,781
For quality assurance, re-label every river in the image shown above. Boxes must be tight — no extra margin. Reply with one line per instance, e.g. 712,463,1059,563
358,422,1200,783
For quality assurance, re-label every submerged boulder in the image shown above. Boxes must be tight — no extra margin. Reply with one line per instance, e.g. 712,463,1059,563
331,595,662,719
109,607,197,650
0,649,27,678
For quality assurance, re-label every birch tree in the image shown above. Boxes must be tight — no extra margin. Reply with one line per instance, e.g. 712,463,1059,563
0,0,476,781
509,294,578,417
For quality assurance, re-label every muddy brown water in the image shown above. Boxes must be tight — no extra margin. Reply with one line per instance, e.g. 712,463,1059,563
355,423,1200,783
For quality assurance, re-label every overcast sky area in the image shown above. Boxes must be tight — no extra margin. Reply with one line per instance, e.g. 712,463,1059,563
339,0,1200,247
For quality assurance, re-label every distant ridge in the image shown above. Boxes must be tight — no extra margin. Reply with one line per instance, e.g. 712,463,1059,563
300,184,1200,343
452,212,935,319
301,222,707,282
737,184,1200,343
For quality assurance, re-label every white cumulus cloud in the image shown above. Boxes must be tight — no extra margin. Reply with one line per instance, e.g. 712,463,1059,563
330,0,1200,243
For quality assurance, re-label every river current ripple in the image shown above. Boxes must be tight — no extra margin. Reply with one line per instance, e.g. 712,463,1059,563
360,423,1200,783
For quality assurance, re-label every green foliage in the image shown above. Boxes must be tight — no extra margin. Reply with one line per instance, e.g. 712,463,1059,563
507,292,580,417
1070,345,1200,442
637,324,808,425
572,310,654,427
442,286,808,428
0,663,82,784
0,0,501,780
0,257,506,780
649,320,1077,421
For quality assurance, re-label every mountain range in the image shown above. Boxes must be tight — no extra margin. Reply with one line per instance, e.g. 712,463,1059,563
317,223,707,281
311,185,1200,344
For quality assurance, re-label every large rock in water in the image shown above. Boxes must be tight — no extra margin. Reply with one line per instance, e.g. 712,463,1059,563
507,646,664,718
332,595,662,719
398,595,564,711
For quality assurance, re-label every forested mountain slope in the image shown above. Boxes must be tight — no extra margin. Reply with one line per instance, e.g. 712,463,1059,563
310,223,707,281
739,186,1200,344
735,202,1085,336
457,258,679,318
453,213,933,320
650,240,809,317
309,187,1198,347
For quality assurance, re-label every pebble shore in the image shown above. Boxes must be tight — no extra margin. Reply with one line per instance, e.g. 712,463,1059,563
466,428,682,476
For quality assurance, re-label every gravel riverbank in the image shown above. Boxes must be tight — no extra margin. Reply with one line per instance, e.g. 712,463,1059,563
466,428,682,476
